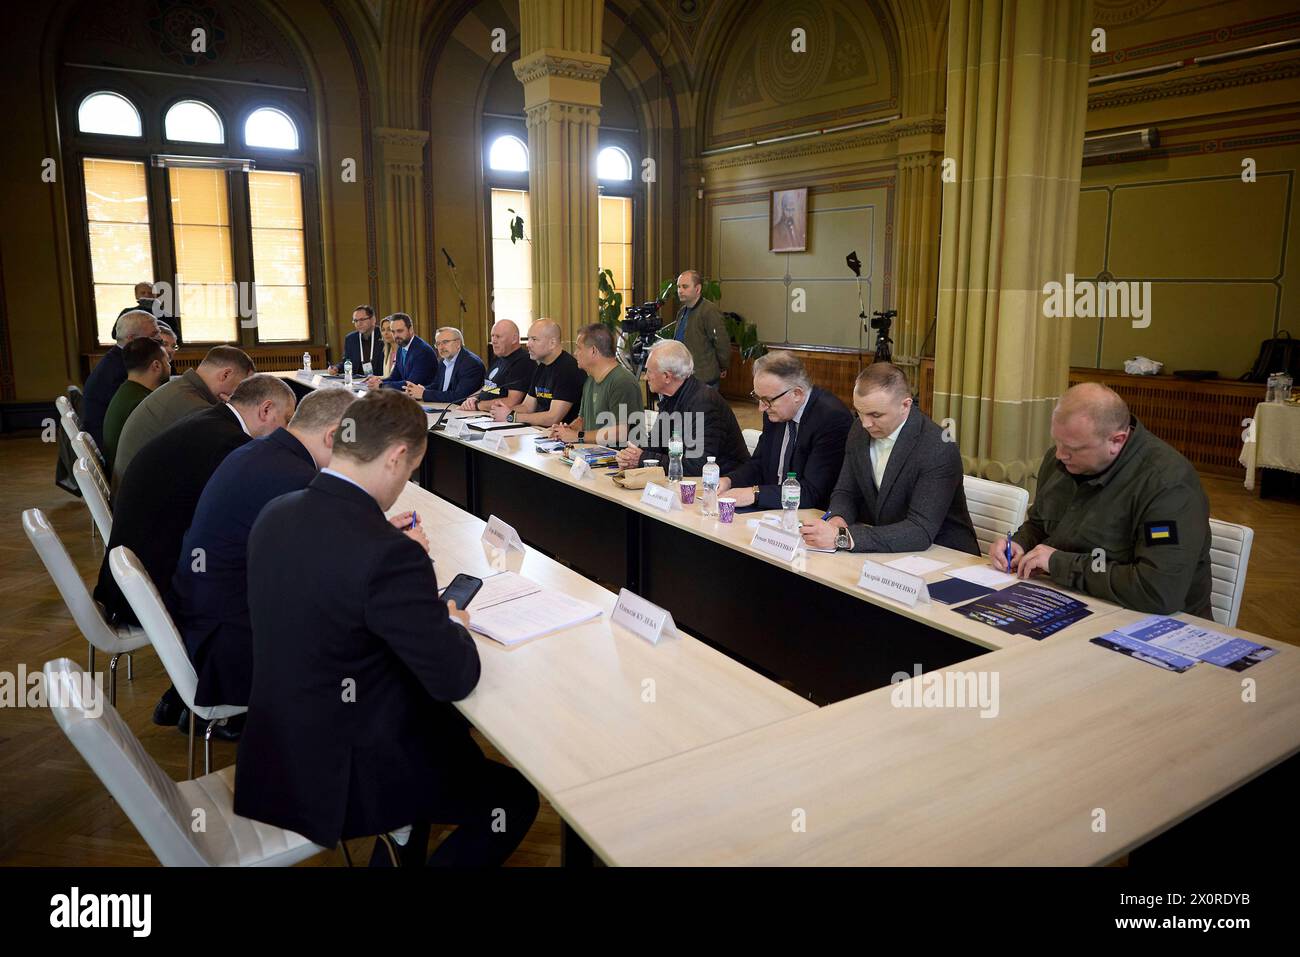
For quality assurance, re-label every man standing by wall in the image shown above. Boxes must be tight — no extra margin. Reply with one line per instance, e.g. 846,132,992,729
670,270,731,389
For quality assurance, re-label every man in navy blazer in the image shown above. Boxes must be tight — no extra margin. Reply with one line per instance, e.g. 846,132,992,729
718,351,852,511
402,326,485,403
329,304,385,377
169,387,357,712
800,362,979,555
235,390,538,866
365,313,437,390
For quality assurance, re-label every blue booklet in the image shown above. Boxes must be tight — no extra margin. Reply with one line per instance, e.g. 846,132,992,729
928,578,996,605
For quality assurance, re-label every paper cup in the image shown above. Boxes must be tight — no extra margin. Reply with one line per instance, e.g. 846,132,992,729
642,459,660,469
718,497,736,523
679,480,697,505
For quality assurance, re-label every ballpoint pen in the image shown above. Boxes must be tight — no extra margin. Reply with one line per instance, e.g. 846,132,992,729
1005,526,1016,571
409,511,419,530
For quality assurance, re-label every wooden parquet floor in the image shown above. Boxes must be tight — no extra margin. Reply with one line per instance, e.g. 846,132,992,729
2,424,1297,867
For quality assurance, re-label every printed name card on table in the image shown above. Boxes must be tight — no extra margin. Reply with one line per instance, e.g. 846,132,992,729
481,515,526,554
749,523,803,563
482,431,509,452
612,588,679,645
570,456,592,480
443,417,466,437
640,481,682,512
857,559,930,607
310,374,323,388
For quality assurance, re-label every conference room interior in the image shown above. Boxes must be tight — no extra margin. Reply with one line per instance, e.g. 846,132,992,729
1,0,1298,880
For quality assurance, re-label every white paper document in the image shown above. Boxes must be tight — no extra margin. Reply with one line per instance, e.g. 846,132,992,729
468,571,540,610
468,588,603,646
946,565,1016,588
885,555,950,576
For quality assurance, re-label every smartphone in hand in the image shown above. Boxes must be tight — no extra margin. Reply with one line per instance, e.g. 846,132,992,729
440,573,483,609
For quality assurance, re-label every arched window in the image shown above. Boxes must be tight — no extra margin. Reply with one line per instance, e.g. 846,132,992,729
488,134,529,172
164,99,224,144
78,91,142,137
244,107,298,150
597,145,632,181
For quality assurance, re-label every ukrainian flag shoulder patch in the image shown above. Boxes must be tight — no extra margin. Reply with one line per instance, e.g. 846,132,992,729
1143,521,1179,546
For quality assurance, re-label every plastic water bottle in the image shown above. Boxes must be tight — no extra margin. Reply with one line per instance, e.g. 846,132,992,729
667,429,684,484
302,351,311,372
701,456,720,516
781,472,801,531
343,359,353,388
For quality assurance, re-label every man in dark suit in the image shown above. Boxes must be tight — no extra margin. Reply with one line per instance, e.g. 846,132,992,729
94,374,296,626
170,387,356,715
329,304,384,377
718,351,852,510
615,339,750,476
235,390,539,866
403,326,485,403
81,310,160,448
365,313,437,391
800,362,979,555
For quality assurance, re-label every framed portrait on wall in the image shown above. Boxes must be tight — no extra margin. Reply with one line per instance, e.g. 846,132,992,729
770,187,808,253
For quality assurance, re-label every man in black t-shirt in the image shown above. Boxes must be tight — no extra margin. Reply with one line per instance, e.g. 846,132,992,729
459,320,535,413
489,319,586,426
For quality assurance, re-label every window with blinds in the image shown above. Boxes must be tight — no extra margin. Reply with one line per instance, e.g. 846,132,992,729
83,158,153,345
490,188,533,330
168,167,236,342
249,170,309,342
599,194,634,313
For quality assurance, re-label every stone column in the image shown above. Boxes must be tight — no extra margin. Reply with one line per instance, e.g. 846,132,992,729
373,126,430,332
932,0,1092,489
894,119,945,366
513,0,609,345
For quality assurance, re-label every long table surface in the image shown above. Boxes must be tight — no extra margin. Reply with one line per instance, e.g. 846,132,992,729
423,408,1126,655
387,481,816,801
551,609,1299,865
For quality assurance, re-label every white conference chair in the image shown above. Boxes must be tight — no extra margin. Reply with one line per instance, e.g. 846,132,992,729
110,546,246,778
22,509,146,705
74,458,113,542
57,397,81,442
44,658,326,867
742,428,761,456
1207,518,1254,629
71,428,106,473
963,475,1030,557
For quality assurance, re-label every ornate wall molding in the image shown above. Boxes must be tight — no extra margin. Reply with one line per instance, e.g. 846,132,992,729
699,115,943,171
1088,58,1300,111
523,101,603,127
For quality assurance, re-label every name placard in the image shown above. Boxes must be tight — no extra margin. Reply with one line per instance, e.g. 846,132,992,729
482,431,509,452
570,456,592,480
749,523,802,563
611,588,679,645
481,515,526,554
857,559,930,608
640,482,682,513
443,417,466,437
310,374,323,388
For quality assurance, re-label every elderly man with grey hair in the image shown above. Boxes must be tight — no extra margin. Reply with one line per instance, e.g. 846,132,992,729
81,308,160,448
614,339,750,476
404,326,486,403
718,350,852,510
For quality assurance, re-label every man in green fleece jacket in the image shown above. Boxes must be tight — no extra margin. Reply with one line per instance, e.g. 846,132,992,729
992,382,1213,618
102,336,171,473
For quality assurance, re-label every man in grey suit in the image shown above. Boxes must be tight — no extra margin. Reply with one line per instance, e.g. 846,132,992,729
799,362,978,555
111,345,255,489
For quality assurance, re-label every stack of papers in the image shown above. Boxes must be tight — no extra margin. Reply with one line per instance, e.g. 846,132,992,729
464,571,603,646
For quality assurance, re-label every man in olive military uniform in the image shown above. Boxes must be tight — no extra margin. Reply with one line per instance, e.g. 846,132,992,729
991,382,1213,617
670,269,731,388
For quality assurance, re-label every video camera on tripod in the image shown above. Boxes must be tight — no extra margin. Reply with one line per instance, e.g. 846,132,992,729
620,293,669,375
846,249,896,363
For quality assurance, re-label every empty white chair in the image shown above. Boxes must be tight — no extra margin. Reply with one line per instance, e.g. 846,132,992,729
44,658,325,867
742,428,761,456
22,509,146,704
963,475,1030,557
74,458,113,541
1207,518,1254,629
110,546,246,778
57,397,82,443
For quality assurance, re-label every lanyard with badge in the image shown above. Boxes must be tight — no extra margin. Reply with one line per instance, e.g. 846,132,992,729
360,329,377,375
